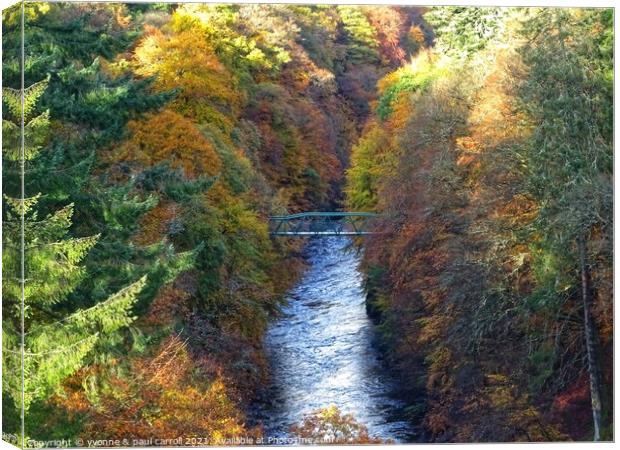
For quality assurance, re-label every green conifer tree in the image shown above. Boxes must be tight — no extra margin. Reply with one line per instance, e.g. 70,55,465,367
1,78,146,414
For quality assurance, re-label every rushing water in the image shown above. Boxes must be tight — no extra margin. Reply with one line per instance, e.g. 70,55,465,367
250,236,413,442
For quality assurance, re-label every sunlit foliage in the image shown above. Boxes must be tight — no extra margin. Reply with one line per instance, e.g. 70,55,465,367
120,110,222,178
57,336,251,440
133,25,241,130
292,405,384,444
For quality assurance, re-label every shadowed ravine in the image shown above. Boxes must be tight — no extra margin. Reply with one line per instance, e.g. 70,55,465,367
250,236,414,442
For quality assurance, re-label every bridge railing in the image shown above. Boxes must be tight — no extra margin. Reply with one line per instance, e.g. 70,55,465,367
268,212,379,236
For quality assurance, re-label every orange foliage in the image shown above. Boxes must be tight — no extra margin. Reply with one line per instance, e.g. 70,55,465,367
246,90,344,209
133,202,177,246
58,336,251,441
141,285,190,327
365,7,408,66
121,109,222,178
408,25,427,49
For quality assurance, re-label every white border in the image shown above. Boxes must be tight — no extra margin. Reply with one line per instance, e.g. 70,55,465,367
0,1,617,450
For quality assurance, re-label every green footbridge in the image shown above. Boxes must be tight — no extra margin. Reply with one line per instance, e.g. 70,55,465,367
268,212,379,236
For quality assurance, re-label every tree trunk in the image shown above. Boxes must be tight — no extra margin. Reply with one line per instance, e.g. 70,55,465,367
577,233,602,441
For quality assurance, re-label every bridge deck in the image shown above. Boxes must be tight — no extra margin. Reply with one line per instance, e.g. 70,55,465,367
270,231,375,236
268,211,379,236
269,211,378,220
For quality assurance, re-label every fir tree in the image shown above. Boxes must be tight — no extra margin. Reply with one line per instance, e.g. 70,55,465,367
1,79,146,413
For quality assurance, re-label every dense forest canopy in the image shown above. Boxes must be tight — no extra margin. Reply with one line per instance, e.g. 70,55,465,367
1,2,614,444
347,6,613,442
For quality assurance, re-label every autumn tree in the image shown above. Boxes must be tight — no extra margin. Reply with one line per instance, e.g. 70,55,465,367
57,336,251,441
291,405,384,444
119,109,223,178
133,24,241,130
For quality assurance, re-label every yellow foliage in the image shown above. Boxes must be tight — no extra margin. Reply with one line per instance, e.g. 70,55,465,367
292,405,385,444
133,26,241,127
425,346,454,393
2,2,50,27
345,123,390,211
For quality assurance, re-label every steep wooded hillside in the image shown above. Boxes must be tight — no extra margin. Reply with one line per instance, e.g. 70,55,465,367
347,7,613,442
2,2,426,442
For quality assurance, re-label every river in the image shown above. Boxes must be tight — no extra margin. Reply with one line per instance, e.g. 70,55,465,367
250,236,414,443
